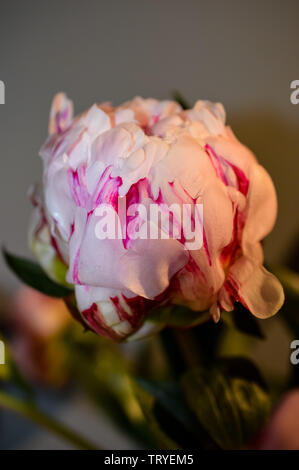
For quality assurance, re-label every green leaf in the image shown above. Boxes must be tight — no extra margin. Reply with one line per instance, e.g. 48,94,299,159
136,379,197,433
171,91,190,110
181,359,271,449
132,379,178,449
231,303,265,339
134,378,218,449
217,356,267,389
3,248,72,298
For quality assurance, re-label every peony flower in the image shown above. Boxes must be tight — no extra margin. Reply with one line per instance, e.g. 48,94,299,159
29,93,284,340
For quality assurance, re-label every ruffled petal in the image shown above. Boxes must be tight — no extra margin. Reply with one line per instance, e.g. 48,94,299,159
48,93,73,135
226,256,284,318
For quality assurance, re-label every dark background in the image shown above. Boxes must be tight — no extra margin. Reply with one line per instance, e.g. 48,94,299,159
0,0,298,449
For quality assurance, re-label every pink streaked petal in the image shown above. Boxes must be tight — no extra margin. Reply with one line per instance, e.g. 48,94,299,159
242,163,278,255
75,285,144,339
66,207,88,285
205,134,256,180
205,144,249,195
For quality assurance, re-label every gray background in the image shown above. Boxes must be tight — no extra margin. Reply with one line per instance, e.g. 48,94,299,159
1,0,299,289
0,0,298,450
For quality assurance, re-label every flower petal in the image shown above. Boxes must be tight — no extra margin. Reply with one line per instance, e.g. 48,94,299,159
226,256,284,318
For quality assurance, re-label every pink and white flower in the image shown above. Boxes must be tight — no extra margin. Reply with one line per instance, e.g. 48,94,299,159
29,93,284,340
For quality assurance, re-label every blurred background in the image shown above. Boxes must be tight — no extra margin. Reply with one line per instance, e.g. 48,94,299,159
0,0,298,449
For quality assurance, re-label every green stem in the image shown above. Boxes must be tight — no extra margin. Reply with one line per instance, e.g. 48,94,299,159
0,390,99,450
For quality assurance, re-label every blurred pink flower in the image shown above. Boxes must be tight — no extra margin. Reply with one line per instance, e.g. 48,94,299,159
10,287,70,385
29,94,284,340
254,389,299,450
